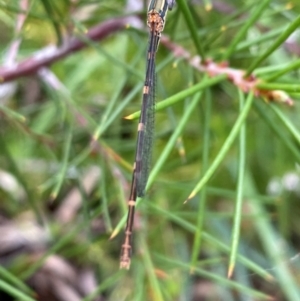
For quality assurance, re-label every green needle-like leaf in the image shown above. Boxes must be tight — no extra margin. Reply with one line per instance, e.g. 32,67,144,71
245,14,300,76
228,90,246,278
0,280,36,301
175,0,205,59
269,104,300,144
50,124,73,200
185,91,254,202
222,0,270,60
190,88,211,271
126,75,226,120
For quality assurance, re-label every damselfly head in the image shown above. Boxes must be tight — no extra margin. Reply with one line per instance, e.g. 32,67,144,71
167,0,176,10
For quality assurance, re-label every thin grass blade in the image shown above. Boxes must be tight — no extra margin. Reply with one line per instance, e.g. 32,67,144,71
228,90,246,278
245,14,300,76
185,91,254,202
222,0,271,60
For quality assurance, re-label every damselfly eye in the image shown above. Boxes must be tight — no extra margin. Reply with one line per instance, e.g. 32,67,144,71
167,0,175,10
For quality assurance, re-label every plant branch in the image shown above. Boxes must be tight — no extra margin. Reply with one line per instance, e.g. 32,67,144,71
160,35,294,106
0,17,132,83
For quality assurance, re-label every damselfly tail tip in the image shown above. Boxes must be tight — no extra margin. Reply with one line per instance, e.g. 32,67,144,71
120,259,131,270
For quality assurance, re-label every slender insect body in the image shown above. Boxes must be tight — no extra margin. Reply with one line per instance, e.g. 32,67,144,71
120,0,175,270
120,175,137,269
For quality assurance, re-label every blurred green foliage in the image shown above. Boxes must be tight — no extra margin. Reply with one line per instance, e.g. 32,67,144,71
0,0,300,300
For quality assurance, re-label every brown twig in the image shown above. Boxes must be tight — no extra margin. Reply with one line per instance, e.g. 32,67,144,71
0,17,132,83
1,10,295,106
160,35,294,106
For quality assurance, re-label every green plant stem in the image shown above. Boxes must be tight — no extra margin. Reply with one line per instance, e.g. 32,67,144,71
0,280,36,301
245,173,300,301
254,101,300,162
245,14,300,76
186,91,254,202
222,0,270,60
228,90,246,278
149,202,274,282
256,82,300,93
190,89,211,271
171,0,205,59
269,104,300,144
127,75,226,120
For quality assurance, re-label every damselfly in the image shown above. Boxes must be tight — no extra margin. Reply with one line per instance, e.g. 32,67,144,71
120,0,175,269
